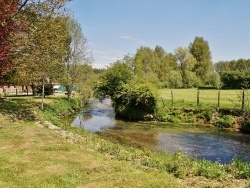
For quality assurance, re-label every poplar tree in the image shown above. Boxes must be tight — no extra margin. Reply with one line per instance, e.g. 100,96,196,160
63,18,92,99
189,37,213,84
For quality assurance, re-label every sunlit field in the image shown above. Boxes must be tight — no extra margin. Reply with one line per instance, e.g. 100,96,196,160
159,89,249,109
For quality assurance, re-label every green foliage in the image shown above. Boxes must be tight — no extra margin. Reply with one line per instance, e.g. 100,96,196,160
221,71,250,89
41,97,81,127
62,18,93,99
154,107,169,121
197,160,225,179
167,115,181,123
114,83,158,120
228,158,250,179
174,47,200,88
133,46,158,79
189,36,213,84
93,61,133,99
215,115,235,128
215,58,250,73
208,72,221,88
36,83,54,96
167,70,183,88
196,110,213,122
242,118,250,132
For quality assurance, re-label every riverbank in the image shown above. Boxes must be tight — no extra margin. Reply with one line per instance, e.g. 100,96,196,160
158,89,250,132
0,96,250,187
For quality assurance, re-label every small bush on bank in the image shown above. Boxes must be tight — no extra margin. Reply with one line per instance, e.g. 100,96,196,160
201,110,213,121
242,118,250,132
215,115,235,128
167,116,181,123
114,83,158,120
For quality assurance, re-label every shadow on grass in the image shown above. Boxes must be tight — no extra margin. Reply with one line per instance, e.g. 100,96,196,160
0,99,36,121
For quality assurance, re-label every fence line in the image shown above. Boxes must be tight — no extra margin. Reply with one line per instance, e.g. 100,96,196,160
161,89,248,109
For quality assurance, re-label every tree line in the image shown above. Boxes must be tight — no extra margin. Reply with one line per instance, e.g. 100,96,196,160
96,37,218,90
94,37,250,119
96,36,250,90
0,0,93,101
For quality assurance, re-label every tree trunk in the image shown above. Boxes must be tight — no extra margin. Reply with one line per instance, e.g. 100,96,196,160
41,79,45,110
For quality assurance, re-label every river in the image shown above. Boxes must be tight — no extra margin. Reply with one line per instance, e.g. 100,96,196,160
72,98,250,164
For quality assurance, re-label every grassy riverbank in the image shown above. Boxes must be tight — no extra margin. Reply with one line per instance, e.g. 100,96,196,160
156,89,250,131
0,95,250,187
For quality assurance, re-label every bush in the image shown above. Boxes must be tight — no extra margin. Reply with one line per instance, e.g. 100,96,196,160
167,116,181,123
215,115,235,128
155,107,169,121
36,83,54,96
200,110,213,121
241,118,250,132
113,83,158,120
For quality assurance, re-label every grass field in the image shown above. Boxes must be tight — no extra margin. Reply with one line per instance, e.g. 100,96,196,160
159,89,249,109
1,95,250,187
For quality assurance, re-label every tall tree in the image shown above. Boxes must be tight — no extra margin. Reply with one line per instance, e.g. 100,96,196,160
94,61,133,99
9,0,72,108
133,46,159,85
0,0,24,79
175,47,199,88
63,18,92,98
157,52,178,85
189,37,213,84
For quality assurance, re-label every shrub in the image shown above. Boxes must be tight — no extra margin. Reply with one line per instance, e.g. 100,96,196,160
36,83,54,96
201,110,213,121
167,116,181,123
241,118,250,132
155,107,169,121
215,115,235,128
113,83,158,120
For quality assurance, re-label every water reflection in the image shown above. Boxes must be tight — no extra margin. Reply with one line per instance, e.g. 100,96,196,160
73,98,250,164
73,98,116,133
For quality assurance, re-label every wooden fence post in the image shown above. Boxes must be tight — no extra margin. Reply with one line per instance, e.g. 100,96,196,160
218,90,220,108
161,97,165,107
242,90,245,111
197,90,200,106
171,90,173,106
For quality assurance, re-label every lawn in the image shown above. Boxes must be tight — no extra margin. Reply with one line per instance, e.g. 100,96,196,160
0,117,183,188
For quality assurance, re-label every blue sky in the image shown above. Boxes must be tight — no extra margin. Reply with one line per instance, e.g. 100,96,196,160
67,0,250,68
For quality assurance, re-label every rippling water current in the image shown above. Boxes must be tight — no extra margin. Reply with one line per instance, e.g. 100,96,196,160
72,98,250,164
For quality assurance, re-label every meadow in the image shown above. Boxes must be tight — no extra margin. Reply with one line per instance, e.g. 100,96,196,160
159,88,248,109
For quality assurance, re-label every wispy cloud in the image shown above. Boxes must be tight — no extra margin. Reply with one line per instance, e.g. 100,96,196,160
119,35,138,41
119,35,144,44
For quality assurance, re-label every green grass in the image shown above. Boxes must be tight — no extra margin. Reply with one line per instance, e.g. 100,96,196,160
0,118,184,188
159,88,246,109
0,96,250,187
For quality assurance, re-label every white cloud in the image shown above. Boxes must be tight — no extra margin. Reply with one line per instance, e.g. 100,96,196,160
119,35,138,41
119,35,144,44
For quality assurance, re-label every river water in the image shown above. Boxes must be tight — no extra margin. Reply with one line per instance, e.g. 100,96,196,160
72,98,250,164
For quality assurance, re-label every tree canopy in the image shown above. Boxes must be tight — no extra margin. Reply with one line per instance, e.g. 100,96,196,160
189,37,213,84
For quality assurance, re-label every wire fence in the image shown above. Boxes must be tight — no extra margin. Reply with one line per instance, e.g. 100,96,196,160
160,89,250,110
